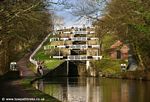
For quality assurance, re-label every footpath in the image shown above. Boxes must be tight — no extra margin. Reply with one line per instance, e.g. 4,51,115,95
0,52,60,102
0,53,35,98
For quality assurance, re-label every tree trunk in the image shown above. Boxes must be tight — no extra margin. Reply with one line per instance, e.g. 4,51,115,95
133,44,145,70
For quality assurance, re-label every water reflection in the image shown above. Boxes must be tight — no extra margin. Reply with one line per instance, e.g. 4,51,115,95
33,77,150,102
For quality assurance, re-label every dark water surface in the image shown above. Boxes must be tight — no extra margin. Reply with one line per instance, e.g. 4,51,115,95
33,77,150,102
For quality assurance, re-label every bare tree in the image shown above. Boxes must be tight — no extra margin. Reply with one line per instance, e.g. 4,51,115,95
52,13,64,29
65,0,109,21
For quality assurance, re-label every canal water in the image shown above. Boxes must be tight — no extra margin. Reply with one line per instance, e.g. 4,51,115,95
33,77,150,102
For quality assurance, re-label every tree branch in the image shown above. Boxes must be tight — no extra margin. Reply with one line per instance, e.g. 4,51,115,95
7,1,41,22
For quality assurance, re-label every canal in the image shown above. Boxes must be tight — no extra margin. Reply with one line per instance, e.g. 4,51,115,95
33,77,150,102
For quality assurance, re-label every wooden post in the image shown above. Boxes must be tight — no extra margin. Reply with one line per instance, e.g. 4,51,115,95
67,60,69,76
86,60,90,70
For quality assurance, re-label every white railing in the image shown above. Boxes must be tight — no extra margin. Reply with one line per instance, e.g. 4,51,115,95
72,31,88,34
69,45,88,49
44,45,55,50
60,38,69,41
91,45,100,48
51,55,102,60
64,31,71,34
60,37,88,41
44,45,100,50
50,38,59,42
71,37,87,41
50,37,98,42
71,31,95,34
52,56,64,58
68,55,87,60
92,56,103,60
90,38,98,40
29,34,50,65
68,55,102,60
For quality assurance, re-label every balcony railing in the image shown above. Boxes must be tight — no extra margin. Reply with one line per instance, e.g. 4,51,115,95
63,31,71,34
44,45,100,50
50,38,59,42
68,55,87,60
72,31,88,34
50,37,98,42
69,45,87,49
51,55,102,60
70,37,87,41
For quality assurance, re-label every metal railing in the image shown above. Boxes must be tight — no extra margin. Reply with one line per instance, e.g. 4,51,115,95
44,45,100,50
72,31,88,34
50,37,98,42
51,55,102,60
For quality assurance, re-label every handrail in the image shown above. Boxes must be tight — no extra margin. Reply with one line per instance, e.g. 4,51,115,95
44,45,100,50
50,37,98,42
51,55,102,60
29,34,50,65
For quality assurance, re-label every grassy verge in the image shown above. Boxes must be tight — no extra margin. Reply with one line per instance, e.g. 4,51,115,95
32,35,51,61
32,44,64,70
92,59,128,74
44,60,64,70
28,59,64,71
20,78,61,102
32,34,67,71
33,49,50,61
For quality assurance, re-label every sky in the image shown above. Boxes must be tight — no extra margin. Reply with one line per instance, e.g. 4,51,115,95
55,10,91,28
50,0,94,29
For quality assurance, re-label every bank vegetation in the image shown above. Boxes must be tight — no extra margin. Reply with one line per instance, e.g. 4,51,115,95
0,0,53,75
93,0,150,73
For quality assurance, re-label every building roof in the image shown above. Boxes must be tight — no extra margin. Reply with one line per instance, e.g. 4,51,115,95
110,40,123,48
120,45,129,53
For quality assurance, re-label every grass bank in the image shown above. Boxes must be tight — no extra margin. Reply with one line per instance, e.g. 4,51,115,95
32,43,64,70
28,60,64,73
44,60,64,70
92,59,128,74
